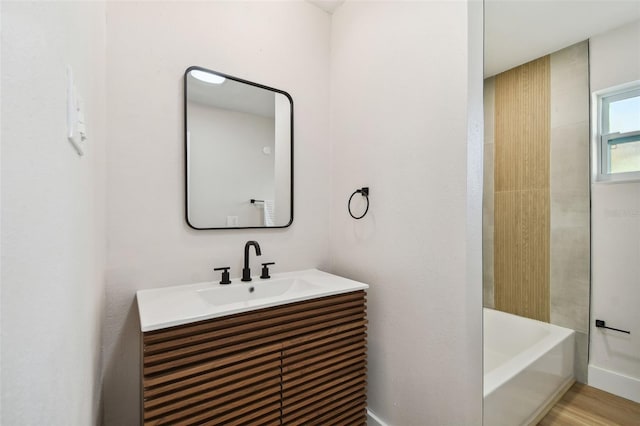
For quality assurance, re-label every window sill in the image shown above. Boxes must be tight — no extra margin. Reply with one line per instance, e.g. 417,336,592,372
594,171,640,184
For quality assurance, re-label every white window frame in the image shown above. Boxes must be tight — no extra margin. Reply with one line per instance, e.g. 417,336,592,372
594,82,640,183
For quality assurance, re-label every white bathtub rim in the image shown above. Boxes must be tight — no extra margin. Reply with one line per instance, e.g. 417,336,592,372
484,309,575,397
485,332,572,397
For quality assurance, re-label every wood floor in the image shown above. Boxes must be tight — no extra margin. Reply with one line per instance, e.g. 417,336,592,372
538,383,640,425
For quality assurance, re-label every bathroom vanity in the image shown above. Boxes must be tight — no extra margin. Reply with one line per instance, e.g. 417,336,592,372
136,269,368,425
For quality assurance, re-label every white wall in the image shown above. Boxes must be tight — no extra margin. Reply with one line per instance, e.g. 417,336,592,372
0,1,3,418
0,1,484,423
274,93,292,225
0,1,4,419
103,2,331,424
589,20,640,402
188,102,275,228
1,2,106,425
329,1,483,424
590,20,640,93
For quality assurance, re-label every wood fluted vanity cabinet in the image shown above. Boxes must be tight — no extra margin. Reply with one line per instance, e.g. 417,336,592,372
140,290,367,426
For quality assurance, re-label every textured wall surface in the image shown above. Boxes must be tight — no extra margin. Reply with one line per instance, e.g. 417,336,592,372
1,2,485,424
329,1,483,424
589,20,640,401
103,3,331,424
1,2,106,424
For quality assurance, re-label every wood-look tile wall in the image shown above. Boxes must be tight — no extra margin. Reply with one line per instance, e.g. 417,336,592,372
494,56,550,322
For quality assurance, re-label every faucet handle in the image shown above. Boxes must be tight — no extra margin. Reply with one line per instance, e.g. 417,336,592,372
214,267,231,285
260,262,275,279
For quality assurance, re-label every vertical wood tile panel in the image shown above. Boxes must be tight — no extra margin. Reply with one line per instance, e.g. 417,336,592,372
494,56,550,322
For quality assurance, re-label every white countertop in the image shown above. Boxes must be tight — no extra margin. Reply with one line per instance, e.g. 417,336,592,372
136,269,369,332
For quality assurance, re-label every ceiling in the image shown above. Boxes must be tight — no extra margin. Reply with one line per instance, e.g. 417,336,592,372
485,1,640,77
306,0,640,77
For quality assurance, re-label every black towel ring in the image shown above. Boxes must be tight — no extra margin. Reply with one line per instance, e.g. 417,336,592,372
348,187,370,220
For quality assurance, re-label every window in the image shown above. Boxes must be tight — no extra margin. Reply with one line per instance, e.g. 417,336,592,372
598,86,640,180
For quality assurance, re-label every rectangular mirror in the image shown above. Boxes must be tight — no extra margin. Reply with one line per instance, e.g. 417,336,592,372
185,66,293,229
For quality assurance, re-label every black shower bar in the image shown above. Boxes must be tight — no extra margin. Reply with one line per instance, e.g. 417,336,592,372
250,199,264,204
595,319,630,335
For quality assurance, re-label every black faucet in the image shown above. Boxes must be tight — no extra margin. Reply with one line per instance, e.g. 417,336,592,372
241,241,262,282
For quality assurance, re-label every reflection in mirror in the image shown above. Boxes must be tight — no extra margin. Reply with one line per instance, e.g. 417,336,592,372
484,2,640,424
185,67,293,229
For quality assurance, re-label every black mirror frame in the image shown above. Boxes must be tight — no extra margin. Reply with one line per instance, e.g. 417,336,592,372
184,66,294,230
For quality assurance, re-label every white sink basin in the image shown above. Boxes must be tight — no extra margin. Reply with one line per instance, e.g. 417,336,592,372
136,269,368,331
196,277,321,306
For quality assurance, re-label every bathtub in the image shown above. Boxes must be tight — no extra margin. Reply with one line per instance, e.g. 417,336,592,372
484,308,575,426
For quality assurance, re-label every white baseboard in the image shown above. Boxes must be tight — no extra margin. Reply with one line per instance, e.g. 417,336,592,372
367,408,389,426
588,364,640,403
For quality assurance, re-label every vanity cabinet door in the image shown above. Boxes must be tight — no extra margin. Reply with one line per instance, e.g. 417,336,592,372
280,292,368,425
141,332,282,425
140,290,367,425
